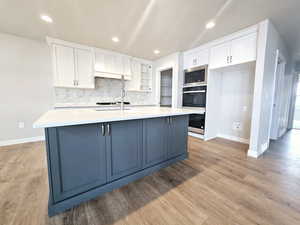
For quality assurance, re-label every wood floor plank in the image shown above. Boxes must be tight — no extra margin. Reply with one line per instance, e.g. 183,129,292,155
1,130,300,225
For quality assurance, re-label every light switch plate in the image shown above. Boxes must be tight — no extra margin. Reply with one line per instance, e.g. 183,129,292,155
18,122,25,129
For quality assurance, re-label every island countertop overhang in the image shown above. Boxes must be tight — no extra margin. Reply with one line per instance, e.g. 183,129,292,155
33,107,204,128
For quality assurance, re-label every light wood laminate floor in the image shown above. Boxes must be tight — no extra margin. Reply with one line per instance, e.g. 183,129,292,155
1,130,300,225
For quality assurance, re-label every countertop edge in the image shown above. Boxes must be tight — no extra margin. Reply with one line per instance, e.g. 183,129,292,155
33,111,199,129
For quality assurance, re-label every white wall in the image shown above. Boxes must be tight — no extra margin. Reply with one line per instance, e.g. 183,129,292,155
153,52,183,108
248,20,291,157
0,33,53,145
288,73,299,129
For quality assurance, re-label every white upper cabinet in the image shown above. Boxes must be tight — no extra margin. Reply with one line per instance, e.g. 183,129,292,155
209,32,257,70
49,37,95,89
53,44,76,88
209,42,231,69
140,63,153,91
184,49,209,69
94,49,105,72
230,32,257,66
94,49,132,80
126,60,153,92
122,56,132,80
126,59,141,91
75,48,94,89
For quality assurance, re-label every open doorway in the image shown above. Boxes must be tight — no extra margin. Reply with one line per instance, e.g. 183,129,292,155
159,69,173,107
293,74,300,129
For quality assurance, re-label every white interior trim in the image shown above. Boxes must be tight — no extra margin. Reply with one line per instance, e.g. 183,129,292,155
0,136,45,147
247,149,259,158
188,132,204,139
217,134,250,144
248,141,269,158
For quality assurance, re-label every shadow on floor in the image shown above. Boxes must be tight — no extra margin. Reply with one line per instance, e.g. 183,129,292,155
49,161,200,225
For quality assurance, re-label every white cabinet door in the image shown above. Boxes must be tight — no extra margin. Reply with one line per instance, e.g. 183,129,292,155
140,64,152,91
113,54,123,75
126,59,141,90
103,53,114,74
230,33,257,66
54,44,76,87
94,50,105,72
75,48,94,89
197,49,209,67
184,49,209,70
209,42,231,69
122,56,132,80
188,52,199,69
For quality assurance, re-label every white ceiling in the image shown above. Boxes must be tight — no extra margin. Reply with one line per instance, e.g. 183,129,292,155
1,0,300,60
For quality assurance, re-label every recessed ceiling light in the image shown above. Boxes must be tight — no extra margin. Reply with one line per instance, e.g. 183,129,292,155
206,21,215,29
40,14,53,23
154,50,160,54
112,37,119,43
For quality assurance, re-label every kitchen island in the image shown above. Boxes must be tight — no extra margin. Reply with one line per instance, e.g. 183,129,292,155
34,107,198,216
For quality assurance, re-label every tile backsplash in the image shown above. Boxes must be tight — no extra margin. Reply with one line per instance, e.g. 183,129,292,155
54,78,156,105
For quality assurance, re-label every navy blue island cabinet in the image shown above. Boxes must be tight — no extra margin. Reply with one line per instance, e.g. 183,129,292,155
44,115,189,216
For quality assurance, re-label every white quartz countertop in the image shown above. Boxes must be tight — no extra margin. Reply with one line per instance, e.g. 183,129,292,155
34,107,204,128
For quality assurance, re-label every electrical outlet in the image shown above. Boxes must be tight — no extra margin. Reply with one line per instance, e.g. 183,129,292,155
232,122,242,131
18,122,25,129
243,106,248,112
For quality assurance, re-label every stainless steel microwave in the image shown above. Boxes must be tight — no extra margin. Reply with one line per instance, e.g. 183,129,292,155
183,65,208,87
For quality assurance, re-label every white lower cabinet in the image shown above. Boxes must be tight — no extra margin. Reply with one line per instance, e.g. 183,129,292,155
51,41,95,89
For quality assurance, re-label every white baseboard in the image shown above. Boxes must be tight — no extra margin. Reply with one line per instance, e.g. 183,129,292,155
0,136,45,147
217,134,250,144
247,149,259,158
260,141,269,154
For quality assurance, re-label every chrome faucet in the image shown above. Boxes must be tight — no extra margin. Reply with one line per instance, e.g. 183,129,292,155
120,75,125,110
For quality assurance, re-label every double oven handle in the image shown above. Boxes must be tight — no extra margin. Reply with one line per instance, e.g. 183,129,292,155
183,90,206,94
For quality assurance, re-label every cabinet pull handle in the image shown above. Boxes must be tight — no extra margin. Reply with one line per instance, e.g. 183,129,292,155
73,80,76,86
230,56,232,63
107,124,111,136
101,124,105,136
227,56,229,64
